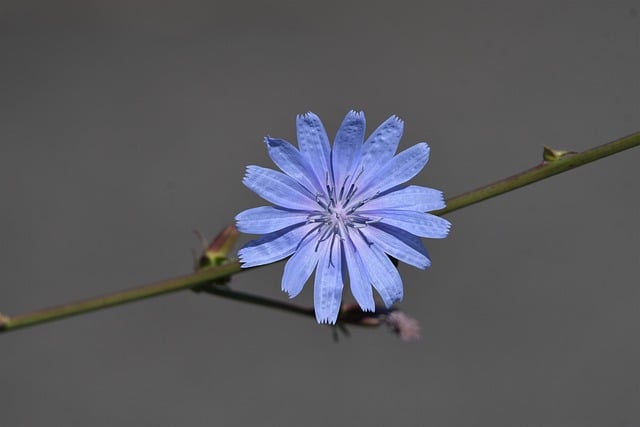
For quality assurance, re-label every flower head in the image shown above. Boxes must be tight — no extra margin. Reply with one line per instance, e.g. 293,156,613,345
236,111,450,324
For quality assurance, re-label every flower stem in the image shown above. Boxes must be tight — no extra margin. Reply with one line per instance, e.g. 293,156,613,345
1,262,244,332
434,131,640,216
1,131,639,334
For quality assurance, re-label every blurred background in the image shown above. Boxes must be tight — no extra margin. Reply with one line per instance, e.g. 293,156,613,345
1,1,639,426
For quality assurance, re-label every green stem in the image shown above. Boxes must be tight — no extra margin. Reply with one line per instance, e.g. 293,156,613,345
1,131,639,334
199,284,314,318
2,262,244,331
434,131,640,216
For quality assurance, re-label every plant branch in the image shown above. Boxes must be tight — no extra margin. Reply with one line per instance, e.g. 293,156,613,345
1,131,638,334
433,131,640,216
1,262,244,332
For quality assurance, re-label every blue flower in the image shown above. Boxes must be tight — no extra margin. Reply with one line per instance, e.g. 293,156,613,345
235,111,450,324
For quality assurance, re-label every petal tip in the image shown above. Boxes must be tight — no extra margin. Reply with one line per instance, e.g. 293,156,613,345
358,303,376,313
389,114,404,127
264,136,287,149
314,304,340,324
346,110,365,120
298,111,319,122
416,258,432,270
236,251,251,268
241,165,257,186
282,285,304,299
417,141,430,150
315,315,337,325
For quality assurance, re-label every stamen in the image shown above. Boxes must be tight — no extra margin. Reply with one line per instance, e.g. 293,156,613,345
316,194,328,210
307,166,377,252
344,168,367,205
328,233,337,267
306,214,324,223
357,228,374,246
344,183,357,205
336,221,348,240
294,223,323,252
347,191,380,214
338,174,350,200
353,167,365,184
315,226,334,251
349,223,367,229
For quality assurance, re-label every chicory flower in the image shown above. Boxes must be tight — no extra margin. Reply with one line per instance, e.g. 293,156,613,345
236,111,450,324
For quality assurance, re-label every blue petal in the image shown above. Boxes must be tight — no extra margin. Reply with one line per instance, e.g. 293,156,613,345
358,143,430,199
235,206,309,234
357,115,403,184
331,111,365,190
343,237,375,311
313,238,344,324
351,231,403,307
363,223,431,269
362,209,451,238
296,112,332,187
265,137,322,193
243,165,316,210
238,223,318,268
364,185,445,213
281,232,321,298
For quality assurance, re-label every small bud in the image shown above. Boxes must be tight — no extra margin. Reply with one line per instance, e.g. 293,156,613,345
0,312,9,329
195,225,239,270
543,145,577,162
192,225,239,291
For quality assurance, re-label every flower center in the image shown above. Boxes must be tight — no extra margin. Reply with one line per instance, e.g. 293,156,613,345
330,205,349,225
307,169,379,246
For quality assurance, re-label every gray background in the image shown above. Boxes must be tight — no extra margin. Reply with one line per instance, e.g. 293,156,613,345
1,1,639,426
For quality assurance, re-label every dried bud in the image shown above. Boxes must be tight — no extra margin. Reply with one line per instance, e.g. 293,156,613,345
338,304,422,342
195,225,239,270
383,310,422,342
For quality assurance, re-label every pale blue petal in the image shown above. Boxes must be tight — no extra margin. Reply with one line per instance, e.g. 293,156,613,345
281,232,321,298
296,112,332,187
313,238,344,324
351,231,403,307
237,111,450,325
264,137,322,193
356,115,403,184
363,223,431,269
238,223,317,267
364,185,445,213
362,209,451,238
331,110,365,189
235,206,309,234
343,237,375,311
357,143,430,199
243,165,316,210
